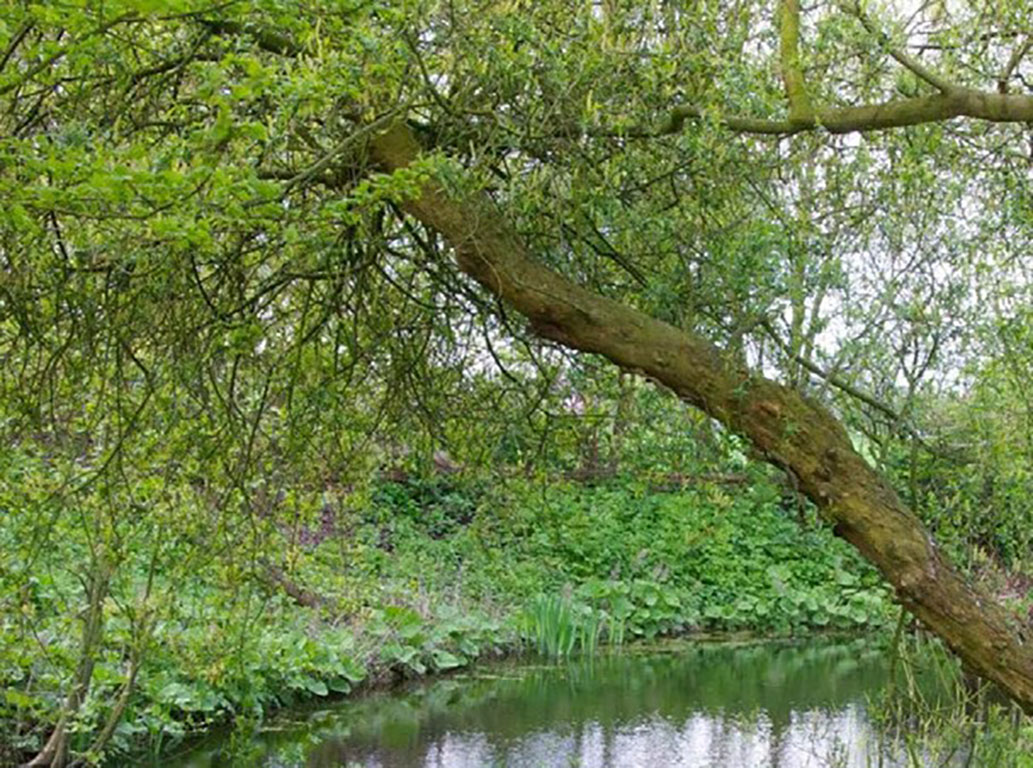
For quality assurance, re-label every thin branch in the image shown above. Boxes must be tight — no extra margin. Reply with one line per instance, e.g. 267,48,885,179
559,220,648,287
761,318,901,423
999,35,1033,93
759,318,958,460
77,656,139,765
128,50,218,85
846,0,956,93
250,111,406,209
0,20,34,73
0,12,141,96
198,18,302,56
401,28,454,116
278,111,402,194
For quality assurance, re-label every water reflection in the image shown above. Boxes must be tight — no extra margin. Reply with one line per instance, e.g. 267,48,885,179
172,639,916,767
311,706,878,767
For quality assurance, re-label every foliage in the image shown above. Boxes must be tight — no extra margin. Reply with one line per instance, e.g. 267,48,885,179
4,0,1033,762
367,603,508,677
0,450,891,765
870,627,1033,767
889,364,1033,570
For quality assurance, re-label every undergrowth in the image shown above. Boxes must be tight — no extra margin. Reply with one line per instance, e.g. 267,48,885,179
1,465,892,765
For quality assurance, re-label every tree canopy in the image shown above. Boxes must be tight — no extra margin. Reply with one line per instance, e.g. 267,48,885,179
5,0,1033,751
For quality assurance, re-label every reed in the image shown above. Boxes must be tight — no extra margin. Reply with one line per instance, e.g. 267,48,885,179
522,595,605,658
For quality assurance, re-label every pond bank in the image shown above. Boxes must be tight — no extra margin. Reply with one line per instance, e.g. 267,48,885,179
3,477,894,766
162,637,913,768
154,630,890,767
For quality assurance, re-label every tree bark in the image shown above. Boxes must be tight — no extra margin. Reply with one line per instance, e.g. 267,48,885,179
369,120,1033,713
653,87,1033,137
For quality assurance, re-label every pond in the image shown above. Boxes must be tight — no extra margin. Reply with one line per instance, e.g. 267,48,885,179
166,639,929,768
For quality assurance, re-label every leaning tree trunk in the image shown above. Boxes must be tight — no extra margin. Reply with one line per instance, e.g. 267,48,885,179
369,120,1033,712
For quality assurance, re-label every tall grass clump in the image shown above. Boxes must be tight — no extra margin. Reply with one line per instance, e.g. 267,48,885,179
520,595,604,658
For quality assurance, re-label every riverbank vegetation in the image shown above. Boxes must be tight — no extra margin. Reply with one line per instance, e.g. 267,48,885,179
1,437,893,763
5,0,1033,765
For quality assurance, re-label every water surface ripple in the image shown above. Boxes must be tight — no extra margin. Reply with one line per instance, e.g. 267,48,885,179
171,639,915,768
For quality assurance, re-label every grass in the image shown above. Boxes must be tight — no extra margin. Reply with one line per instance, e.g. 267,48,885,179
520,594,607,658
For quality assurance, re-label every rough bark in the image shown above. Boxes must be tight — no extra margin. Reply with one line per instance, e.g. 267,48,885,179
369,120,1033,713
655,87,1033,136
778,0,814,124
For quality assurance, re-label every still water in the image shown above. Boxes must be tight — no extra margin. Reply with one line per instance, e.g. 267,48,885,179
169,639,917,768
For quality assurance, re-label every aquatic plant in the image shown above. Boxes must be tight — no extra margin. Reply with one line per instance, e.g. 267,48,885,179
521,594,606,658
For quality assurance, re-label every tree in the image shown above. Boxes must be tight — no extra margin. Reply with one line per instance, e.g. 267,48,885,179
4,0,1033,722
364,1,1033,710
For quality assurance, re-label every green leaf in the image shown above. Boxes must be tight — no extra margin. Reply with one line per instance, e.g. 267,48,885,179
4,689,37,709
431,649,465,670
301,678,328,696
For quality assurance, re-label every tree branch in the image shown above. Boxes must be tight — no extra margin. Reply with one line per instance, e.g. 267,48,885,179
761,319,901,422
779,0,814,123
193,15,1033,142
0,12,141,96
0,21,34,74
999,35,1033,93
846,0,956,94
368,118,1033,714
650,88,1033,137
198,18,303,56
759,318,960,461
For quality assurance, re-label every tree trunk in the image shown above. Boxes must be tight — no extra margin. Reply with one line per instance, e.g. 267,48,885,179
369,119,1033,712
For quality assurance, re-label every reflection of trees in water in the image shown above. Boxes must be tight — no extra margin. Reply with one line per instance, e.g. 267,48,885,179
168,641,913,766
286,640,895,767
307,706,888,767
